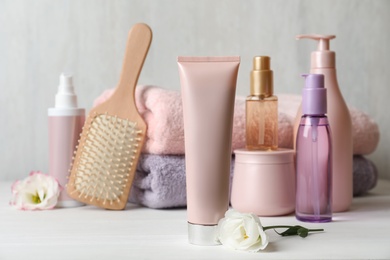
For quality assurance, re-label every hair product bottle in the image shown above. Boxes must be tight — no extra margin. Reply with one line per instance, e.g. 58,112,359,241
48,73,85,207
293,35,352,212
296,74,332,223
246,56,278,151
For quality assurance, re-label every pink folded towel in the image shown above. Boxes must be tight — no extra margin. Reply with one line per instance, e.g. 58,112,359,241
94,85,380,155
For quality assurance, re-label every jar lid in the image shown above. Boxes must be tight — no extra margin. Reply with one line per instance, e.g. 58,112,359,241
234,148,295,164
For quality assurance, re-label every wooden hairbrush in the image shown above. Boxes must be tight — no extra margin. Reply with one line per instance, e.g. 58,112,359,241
67,23,152,210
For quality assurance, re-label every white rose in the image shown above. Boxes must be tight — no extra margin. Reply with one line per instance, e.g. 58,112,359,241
217,209,269,252
10,171,61,210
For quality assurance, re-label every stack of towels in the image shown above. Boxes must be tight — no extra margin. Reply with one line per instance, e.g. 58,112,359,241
94,85,380,209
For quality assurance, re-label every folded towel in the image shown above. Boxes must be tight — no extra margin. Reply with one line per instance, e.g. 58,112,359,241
129,154,188,208
129,154,234,208
353,155,378,196
94,86,380,155
129,154,378,208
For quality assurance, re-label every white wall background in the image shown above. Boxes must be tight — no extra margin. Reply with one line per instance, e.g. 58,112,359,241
0,0,389,181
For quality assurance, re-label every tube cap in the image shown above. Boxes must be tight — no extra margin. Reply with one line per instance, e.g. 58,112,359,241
188,223,220,246
250,56,273,97
302,74,327,115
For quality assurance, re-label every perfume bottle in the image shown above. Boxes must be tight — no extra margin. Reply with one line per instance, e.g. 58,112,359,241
295,74,332,223
246,56,278,150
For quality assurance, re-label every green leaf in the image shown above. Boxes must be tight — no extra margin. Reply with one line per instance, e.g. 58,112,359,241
279,225,306,237
297,228,309,238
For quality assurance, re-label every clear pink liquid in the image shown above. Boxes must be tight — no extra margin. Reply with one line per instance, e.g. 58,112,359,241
296,116,332,223
246,96,278,151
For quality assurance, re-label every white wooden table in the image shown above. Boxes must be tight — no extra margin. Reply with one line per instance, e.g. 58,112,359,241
0,180,389,260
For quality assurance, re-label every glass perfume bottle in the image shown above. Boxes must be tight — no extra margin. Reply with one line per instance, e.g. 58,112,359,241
246,56,278,151
296,74,332,223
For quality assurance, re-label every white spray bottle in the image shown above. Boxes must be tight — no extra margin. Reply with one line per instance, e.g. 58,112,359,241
293,35,352,212
48,73,85,207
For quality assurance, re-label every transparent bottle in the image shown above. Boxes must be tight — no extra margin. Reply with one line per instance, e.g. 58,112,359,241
296,74,332,223
246,56,278,151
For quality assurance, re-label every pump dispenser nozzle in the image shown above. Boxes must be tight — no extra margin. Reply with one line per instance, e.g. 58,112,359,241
296,34,335,51
55,73,78,108
296,34,336,69
250,56,273,97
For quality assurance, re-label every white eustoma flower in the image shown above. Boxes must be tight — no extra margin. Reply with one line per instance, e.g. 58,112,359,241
10,171,61,210
217,209,269,252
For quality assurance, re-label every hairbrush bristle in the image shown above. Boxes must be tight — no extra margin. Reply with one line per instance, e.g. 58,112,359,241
71,114,142,205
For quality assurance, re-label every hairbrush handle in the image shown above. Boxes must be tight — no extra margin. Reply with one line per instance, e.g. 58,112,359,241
112,23,152,110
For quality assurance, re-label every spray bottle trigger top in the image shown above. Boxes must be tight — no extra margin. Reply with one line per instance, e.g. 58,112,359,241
296,34,336,69
55,73,78,108
59,73,75,94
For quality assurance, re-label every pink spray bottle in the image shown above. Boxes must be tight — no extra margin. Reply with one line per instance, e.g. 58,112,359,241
48,73,85,207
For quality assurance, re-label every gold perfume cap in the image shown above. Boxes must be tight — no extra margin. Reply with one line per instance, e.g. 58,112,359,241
250,56,273,96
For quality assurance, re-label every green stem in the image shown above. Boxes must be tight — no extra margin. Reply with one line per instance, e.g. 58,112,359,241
263,225,294,231
264,226,324,232
307,228,324,232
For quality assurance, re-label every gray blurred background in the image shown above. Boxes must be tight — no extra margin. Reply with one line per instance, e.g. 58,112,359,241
0,0,389,180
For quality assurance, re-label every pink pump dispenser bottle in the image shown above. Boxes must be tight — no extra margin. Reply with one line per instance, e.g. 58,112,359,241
48,73,85,208
293,35,353,212
296,74,332,223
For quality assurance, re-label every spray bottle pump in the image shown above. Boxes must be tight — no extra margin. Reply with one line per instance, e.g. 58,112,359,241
55,73,78,109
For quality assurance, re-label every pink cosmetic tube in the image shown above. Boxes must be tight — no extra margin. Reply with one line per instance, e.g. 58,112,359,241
178,56,240,245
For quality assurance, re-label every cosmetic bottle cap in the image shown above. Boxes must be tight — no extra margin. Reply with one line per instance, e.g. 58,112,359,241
55,73,78,108
302,74,327,115
188,223,220,246
250,56,273,97
296,34,336,69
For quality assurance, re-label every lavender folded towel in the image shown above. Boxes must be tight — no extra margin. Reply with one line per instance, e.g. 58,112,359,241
353,155,378,196
129,154,234,208
129,154,378,208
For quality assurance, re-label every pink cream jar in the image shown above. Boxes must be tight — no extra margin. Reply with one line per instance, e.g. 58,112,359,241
231,149,296,216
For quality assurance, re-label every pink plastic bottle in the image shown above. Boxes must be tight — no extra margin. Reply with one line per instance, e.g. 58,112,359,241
48,73,85,207
293,35,352,212
296,74,332,223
